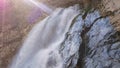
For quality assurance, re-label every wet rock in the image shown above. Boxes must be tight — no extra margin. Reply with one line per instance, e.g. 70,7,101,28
60,11,120,68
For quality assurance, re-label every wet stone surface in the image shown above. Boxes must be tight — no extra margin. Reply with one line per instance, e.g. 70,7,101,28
60,11,120,68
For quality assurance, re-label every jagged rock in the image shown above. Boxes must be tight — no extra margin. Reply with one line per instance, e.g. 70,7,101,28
60,10,120,68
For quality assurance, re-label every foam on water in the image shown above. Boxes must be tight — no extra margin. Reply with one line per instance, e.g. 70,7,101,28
10,5,80,68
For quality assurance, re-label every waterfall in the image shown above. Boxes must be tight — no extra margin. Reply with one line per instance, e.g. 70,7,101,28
10,4,120,68
10,5,80,68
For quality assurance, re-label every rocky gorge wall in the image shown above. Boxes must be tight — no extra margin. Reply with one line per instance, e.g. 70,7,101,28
0,0,120,68
60,10,120,68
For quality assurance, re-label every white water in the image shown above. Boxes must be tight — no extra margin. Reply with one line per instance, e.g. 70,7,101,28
10,5,80,68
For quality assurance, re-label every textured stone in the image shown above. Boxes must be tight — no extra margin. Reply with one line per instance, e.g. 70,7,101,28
60,11,120,68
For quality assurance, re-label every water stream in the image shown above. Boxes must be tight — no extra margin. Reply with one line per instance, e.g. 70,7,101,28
10,5,80,68
10,5,120,68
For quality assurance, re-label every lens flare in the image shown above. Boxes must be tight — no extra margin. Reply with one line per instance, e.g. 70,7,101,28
24,0,53,14
0,0,6,10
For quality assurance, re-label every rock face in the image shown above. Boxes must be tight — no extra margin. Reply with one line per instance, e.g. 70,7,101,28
101,0,120,31
60,10,120,68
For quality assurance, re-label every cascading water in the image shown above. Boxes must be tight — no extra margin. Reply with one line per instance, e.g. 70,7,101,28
10,4,120,68
10,5,80,68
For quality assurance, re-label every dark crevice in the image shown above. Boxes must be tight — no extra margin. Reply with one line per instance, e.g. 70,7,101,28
76,23,92,68
76,12,105,68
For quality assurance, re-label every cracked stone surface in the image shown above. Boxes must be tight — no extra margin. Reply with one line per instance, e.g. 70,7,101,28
60,11,120,68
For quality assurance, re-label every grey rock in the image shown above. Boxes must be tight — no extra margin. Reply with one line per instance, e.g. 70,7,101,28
59,11,120,68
